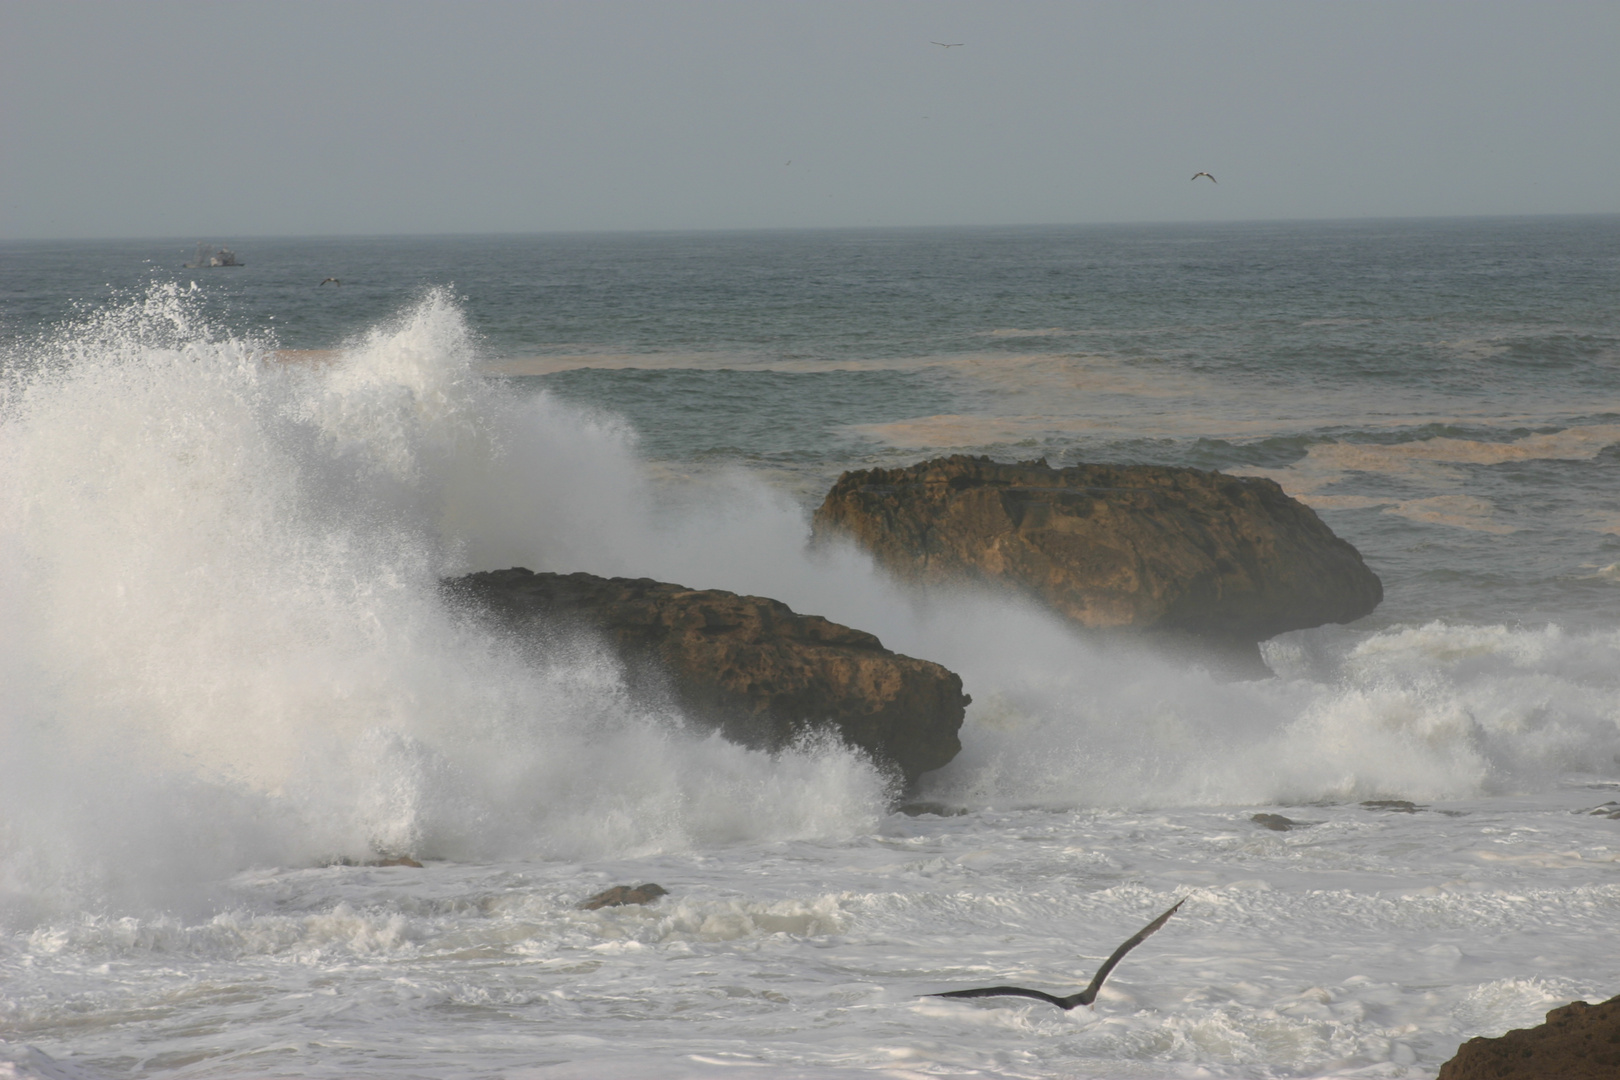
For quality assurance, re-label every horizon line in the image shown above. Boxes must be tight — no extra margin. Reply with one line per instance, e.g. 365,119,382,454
4,211,1619,246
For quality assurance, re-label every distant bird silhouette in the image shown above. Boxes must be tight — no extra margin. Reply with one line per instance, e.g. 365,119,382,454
1191,172,1217,183
320,277,341,286
929,898,1185,1010
931,41,964,48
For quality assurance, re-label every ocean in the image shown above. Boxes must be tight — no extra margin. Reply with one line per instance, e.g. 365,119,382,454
1,219,1617,1079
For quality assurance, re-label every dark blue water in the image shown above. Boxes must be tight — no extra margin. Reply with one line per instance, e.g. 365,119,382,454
5,220,1615,367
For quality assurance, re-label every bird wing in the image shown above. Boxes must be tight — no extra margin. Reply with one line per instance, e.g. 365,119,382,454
1073,898,1185,1005
928,897,1186,1010
931,986,1074,1009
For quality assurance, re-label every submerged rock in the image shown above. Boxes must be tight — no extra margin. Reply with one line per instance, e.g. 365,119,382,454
1362,799,1422,813
324,854,424,868
1438,994,1620,1080
898,801,969,818
813,455,1381,673
578,883,669,910
443,569,969,785
1251,813,1303,831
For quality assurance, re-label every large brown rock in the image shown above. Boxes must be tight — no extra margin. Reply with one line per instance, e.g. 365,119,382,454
1438,995,1620,1080
443,569,968,784
813,455,1381,651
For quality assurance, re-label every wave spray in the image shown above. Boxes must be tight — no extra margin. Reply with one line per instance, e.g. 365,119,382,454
4,288,1615,925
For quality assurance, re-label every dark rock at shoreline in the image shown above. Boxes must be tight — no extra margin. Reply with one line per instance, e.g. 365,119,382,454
443,568,969,784
812,456,1382,673
578,883,669,910
1437,994,1620,1080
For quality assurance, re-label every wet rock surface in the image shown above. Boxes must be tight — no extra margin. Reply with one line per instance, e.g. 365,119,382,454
1438,994,1620,1080
1252,813,1306,831
1362,799,1422,814
813,456,1382,665
444,568,969,785
578,884,669,910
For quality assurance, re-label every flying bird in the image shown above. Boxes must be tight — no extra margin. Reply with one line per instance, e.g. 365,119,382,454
1191,172,1217,183
932,41,964,48
929,898,1185,1010
320,277,341,286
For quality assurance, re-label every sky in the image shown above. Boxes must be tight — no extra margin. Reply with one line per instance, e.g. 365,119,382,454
2,1,1618,239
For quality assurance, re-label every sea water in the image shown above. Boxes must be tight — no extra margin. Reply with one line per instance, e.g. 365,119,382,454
1,220,1617,1079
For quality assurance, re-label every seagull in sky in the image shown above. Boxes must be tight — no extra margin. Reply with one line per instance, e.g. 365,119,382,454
1191,172,1217,183
932,41,964,48
319,277,341,286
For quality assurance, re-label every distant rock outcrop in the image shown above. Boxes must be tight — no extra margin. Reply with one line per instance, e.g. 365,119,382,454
1437,994,1620,1080
1251,813,1304,832
813,455,1381,672
578,884,669,910
443,569,969,785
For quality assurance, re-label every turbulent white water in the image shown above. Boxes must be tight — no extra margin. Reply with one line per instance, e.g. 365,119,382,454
0,289,891,914
2,290,1617,1078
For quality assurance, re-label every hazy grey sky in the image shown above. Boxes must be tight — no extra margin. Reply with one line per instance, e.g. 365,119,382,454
3,1,1617,239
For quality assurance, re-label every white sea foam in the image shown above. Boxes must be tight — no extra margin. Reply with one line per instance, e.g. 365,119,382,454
0,287,887,922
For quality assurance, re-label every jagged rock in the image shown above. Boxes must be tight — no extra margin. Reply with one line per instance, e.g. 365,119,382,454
812,456,1381,670
443,569,969,784
577,884,669,910
1438,994,1620,1080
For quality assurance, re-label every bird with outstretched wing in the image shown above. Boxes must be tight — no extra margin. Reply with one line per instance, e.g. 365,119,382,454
929,898,1185,1010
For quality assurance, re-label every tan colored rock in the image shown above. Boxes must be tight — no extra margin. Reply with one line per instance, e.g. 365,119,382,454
444,569,969,784
1438,994,1620,1080
813,455,1381,647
